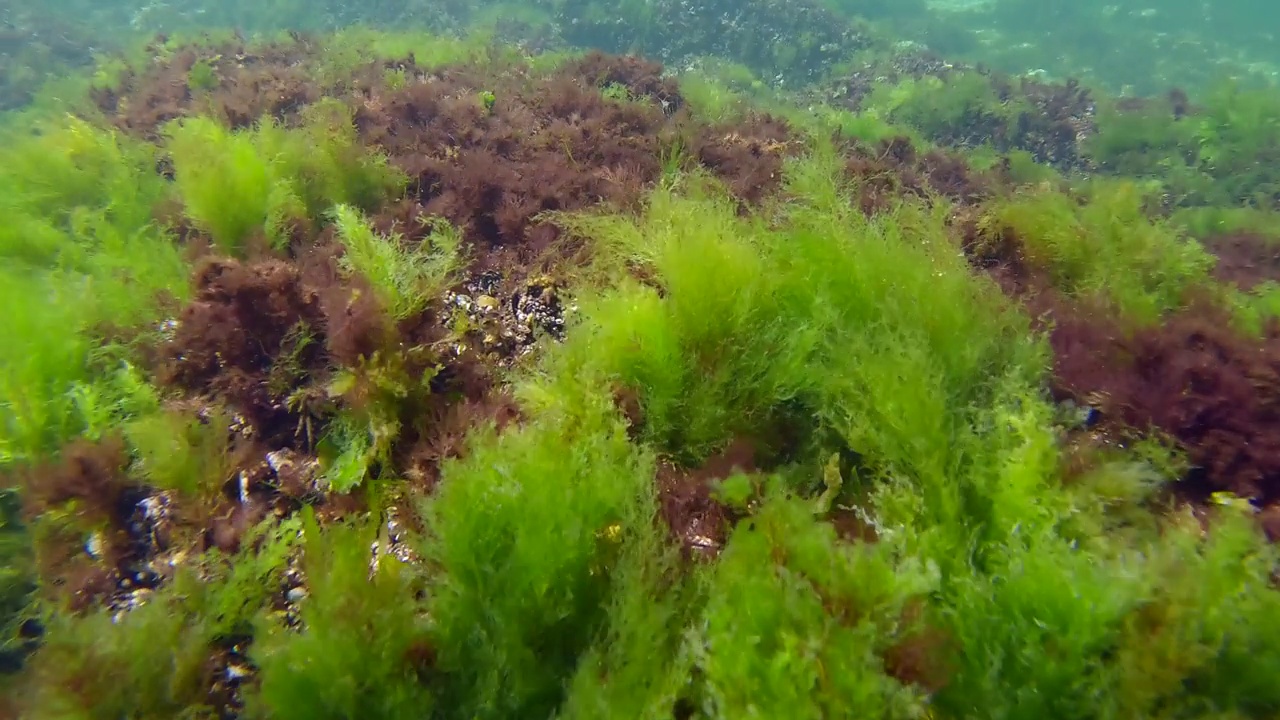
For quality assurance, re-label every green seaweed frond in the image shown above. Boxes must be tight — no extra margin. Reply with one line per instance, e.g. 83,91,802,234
331,204,465,321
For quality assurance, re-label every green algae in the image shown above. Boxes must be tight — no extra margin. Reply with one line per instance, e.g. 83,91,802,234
3,21,1280,720
332,205,465,323
1088,83,1280,210
981,180,1217,321
165,104,405,255
0,116,188,467
248,511,433,720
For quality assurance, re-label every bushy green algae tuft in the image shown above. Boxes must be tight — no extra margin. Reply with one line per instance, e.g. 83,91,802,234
331,204,466,323
980,179,1217,322
0,115,188,467
248,511,434,720
165,101,406,255
513,156,1280,717
422,395,664,719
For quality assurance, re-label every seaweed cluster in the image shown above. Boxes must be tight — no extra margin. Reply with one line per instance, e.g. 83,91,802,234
835,56,1098,174
2,14,1280,720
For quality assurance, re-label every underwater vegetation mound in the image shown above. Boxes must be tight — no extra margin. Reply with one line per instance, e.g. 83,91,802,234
3,27,1280,719
964,182,1280,510
1086,83,1280,212
832,51,1099,175
819,51,1280,219
93,35,326,138
842,135,995,213
95,33,805,252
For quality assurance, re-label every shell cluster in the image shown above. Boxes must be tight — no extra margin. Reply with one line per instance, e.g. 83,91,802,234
444,270,572,364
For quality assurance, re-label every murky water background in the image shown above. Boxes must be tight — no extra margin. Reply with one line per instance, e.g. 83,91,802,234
2,0,1277,101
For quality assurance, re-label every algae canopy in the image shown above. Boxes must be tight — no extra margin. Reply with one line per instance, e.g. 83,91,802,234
2,0,1280,717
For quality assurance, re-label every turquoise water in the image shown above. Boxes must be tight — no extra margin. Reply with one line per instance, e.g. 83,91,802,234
3,0,1277,98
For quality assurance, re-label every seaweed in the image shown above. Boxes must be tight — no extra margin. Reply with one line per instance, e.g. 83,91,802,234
978,179,1216,321
246,511,433,720
0,488,36,671
331,205,464,322
0,115,188,468
692,488,939,717
320,348,441,493
1087,82,1280,210
1050,303,1280,505
164,105,405,254
852,67,1097,173
160,258,329,445
7,25,1280,720
123,409,235,502
421,400,661,718
165,115,289,253
16,516,302,717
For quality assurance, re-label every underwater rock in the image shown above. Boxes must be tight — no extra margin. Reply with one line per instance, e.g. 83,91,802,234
369,504,420,575
100,490,181,622
444,270,571,365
